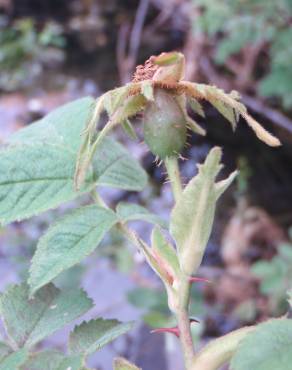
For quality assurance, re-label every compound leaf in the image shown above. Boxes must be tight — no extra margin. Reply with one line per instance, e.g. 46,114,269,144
0,98,147,224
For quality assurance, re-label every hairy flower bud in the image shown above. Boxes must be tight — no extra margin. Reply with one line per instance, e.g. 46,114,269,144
143,89,187,159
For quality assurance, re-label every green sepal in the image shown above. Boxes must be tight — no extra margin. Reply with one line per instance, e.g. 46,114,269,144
170,147,237,275
122,119,138,140
151,226,181,278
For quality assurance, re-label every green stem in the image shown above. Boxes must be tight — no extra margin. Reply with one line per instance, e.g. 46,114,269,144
190,326,255,370
176,277,195,369
164,156,194,369
164,156,183,202
176,279,194,370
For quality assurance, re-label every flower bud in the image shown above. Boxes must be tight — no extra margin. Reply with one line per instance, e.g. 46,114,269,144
143,89,187,159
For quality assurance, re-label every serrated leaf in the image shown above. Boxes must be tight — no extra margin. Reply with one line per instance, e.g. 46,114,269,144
231,319,292,370
69,319,134,356
91,137,147,191
9,97,94,151
22,351,65,370
0,283,93,348
29,205,118,293
170,147,237,275
27,354,83,370
116,202,167,227
56,355,83,370
113,357,141,370
151,227,180,277
0,98,147,225
0,349,28,370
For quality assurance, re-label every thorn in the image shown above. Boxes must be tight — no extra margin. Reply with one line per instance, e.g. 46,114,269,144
151,327,180,337
189,276,212,284
151,319,199,337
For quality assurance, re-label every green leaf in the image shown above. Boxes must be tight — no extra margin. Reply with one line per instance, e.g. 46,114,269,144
8,97,94,151
91,137,147,191
0,349,29,370
22,351,65,370
287,290,292,309
0,98,147,224
69,319,134,356
56,355,83,370
29,205,118,293
231,319,292,370
0,343,11,361
21,351,82,370
116,202,167,228
0,283,92,348
170,147,237,275
113,357,141,370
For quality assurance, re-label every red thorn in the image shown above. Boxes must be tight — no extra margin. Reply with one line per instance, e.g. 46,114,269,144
151,326,180,337
189,276,212,284
151,320,199,338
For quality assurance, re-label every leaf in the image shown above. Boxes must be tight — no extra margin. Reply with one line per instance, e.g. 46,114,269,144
22,351,65,370
170,147,237,275
151,226,180,277
91,137,147,191
8,97,95,151
69,319,134,356
116,202,167,227
287,290,292,309
29,205,118,293
0,342,11,361
113,357,141,370
0,283,93,348
0,349,28,370
0,98,147,224
230,319,292,370
22,351,82,370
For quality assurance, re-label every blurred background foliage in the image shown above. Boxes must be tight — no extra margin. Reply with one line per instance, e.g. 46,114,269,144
0,1,292,369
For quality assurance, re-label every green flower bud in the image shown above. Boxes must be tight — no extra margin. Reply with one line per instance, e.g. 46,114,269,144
143,89,187,159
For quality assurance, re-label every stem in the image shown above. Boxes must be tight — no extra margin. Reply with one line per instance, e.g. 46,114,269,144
190,326,255,370
164,156,183,202
176,277,195,369
164,157,194,369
